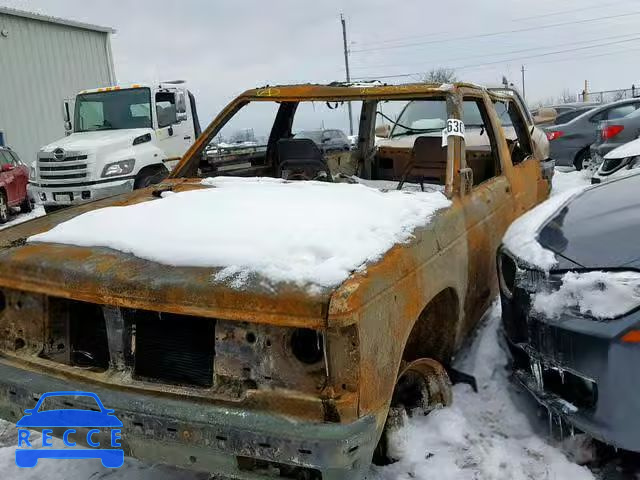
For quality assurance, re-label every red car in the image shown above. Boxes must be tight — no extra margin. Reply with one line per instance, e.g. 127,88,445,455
0,147,31,223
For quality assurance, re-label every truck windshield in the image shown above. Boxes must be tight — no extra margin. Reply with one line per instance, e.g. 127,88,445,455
390,100,484,137
74,88,152,132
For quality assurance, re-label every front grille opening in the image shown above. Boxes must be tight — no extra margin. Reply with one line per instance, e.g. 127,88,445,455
41,298,110,371
133,311,215,387
236,456,322,479
511,345,598,410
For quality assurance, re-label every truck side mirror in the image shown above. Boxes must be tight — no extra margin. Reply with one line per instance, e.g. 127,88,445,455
175,91,187,115
64,121,72,135
62,100,71,122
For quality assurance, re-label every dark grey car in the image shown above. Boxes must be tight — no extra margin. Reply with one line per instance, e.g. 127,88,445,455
591,106,640,162
498,172,640,452
545,98,640,169
294,129,351,153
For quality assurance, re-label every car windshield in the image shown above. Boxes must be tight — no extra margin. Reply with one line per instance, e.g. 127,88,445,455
74,88,152,132
391,100,484,137
294,131,323,143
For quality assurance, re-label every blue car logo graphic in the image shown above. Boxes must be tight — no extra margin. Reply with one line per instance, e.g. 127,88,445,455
15,391,124,468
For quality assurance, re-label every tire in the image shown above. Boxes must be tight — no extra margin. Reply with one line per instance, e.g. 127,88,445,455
0,191,9,224
574,148,595,171
134,166,168,190
19,196,32,213
372,358,452,465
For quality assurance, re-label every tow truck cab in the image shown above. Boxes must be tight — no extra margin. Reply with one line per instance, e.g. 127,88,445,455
31,82,201,213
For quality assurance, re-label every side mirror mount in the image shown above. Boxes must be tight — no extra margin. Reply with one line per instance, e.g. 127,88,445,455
375,124,391,138
459,167,473,196
175,91,187,115
176,112,187,122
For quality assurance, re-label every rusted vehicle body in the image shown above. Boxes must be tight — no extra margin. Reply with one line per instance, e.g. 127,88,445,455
0,83,549,479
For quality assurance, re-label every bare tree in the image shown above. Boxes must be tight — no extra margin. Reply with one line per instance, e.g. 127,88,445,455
422,68,457,84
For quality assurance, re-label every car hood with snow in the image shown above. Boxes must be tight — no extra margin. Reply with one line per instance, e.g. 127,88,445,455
536,173,640,269
0,177,451,326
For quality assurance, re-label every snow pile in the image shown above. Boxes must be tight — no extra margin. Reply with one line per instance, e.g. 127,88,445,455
502,171,591,270
532,271,640,319
28,177,451,289
372,303,595,480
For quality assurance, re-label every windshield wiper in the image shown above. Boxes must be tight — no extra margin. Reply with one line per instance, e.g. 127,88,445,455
390,127,442,138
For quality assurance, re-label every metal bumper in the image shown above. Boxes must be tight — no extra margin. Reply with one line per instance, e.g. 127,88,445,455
0,360,378,479
502,307,640,452
31,178,134,207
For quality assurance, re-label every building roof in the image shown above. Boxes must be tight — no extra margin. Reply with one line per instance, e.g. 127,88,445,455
0,6,115,34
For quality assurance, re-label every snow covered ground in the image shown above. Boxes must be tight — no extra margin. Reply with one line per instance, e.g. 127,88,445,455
0,170,620,479
0,205,45,231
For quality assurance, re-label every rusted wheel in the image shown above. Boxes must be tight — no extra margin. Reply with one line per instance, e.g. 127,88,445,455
373,358,452,465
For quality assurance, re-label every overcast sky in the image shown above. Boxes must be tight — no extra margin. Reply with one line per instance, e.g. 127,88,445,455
4,0,640,129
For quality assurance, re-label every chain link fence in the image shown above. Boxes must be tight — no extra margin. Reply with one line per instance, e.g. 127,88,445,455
578,86,640,104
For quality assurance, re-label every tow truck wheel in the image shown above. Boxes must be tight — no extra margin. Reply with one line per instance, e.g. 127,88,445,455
0,192,9,224
373,358,452,466
134,166,169,189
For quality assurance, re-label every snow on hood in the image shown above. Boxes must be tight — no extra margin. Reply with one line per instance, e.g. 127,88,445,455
40,129,153,153
502,171,591,271
604,136,640,160
532,271,640,319
28,177,451,289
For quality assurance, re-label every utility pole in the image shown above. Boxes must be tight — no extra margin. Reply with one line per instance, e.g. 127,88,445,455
521,65,526,101
341,13,354,135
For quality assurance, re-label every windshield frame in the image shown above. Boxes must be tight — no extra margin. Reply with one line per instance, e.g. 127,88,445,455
73,87,153,133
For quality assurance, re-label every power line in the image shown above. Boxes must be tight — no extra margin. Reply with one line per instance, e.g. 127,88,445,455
515,0,634,21
353,35,640,79
350,32,639,72
351,10,640,53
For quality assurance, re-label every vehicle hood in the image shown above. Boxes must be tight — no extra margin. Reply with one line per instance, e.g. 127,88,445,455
40,129,154,154
0,180,332,328
604,136,640,160
537,173,640,269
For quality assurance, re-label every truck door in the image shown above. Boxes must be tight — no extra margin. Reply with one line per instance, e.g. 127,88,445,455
154,90,195,171
494,98,542,212
458,96,515,336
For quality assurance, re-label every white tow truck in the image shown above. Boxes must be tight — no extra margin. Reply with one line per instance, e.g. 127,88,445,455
31,81,201,213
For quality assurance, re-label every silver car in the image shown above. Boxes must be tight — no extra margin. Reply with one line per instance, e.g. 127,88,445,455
544,98,640,170
591,106,640,165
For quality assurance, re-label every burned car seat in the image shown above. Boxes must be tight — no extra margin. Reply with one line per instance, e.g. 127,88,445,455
276,139,333,182
397,136,447,191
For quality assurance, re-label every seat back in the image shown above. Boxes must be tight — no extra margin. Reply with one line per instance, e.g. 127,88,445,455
276,139,332,181
397,136,447,190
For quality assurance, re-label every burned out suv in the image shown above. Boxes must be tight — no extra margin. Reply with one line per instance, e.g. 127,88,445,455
0,83,549,479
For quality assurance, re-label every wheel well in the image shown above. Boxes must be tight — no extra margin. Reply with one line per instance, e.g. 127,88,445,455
401,288,460,365
574,146,590,165
136,163,167,178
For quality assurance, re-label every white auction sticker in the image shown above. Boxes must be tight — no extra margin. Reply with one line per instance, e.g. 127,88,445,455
441,119,465,146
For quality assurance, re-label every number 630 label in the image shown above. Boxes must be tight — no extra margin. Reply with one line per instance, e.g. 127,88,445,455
441,119,465,146
446,119,465,137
